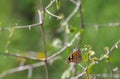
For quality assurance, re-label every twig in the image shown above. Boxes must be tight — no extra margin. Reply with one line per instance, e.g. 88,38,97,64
79,0,84,28
0,23,41,31
70,0,77,4
99,40,120,61
39,0,50,79
27,66,33,79
84,22,120,27
5,28,15,53
45,0,61,19
0,52,43,61
71,67,87,79
0,22,120,31
95,73,120,78
0,56,58,79
107,61,113,79
48,32,80,60
86,54,90,79
63,0,81,25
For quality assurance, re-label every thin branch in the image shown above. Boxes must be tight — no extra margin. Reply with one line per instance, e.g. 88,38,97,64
0,56,58,79
79,0,84,28
86,54,90,79
0,22,120,31
39,1,50,79
0,23,41,31
27,66,33,79
99,40,120,61
45,0,61,19
107,61,113,79
70,0,77,4
0,21,120,31
71,67,87,79
95,73,120,78
63,0,81,25
0,52,43,61
48,32,80,60
84,22,120,27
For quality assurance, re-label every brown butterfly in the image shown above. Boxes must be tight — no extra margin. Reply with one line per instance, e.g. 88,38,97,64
66,49,82,64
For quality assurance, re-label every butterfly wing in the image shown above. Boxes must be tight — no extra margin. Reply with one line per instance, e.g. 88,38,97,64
66,49,82,64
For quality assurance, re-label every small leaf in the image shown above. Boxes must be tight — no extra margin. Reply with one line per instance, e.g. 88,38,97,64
56,0,61,10
79,29,84,34
84,53,89,63
91,57,98,61
88,50,95,56
91,57,99,64
36,52,46,60
104,47,109,52
69,27,76,33
88,63,95,74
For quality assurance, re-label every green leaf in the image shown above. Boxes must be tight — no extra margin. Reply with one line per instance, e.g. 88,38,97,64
69,27,76,33
56,0,61,10
88,63,95,74
84,53,89,63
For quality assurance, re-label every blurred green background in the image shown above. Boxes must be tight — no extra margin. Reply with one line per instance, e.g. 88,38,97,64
0,0,120,79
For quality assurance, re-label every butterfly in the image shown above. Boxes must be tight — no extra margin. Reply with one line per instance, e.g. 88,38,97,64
66,49,82,64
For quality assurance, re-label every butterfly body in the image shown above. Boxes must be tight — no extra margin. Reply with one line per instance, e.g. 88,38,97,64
66,49,82,64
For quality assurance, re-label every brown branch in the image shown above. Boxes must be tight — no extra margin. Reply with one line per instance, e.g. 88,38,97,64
39,0,50,79
79,0,84,28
